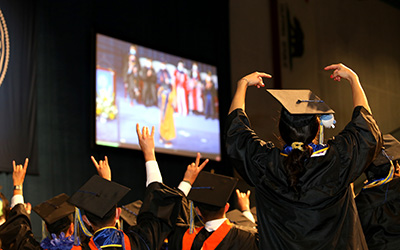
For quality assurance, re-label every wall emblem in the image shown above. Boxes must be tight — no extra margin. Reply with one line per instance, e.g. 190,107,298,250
0,9,10,87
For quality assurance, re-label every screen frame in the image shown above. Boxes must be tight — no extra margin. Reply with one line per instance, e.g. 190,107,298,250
92,31,227,162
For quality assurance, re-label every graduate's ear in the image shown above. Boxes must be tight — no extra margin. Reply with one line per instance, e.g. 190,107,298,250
115,207,121,222
224,203,230,213
195,206,202,218
82,214,91,227
67,222,74,236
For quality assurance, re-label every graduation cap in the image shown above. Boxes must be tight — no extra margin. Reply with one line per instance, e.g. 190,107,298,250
68,175,130,218
267,89,334,115
187,172,238,208
33,193,75,225
226,209,257,230
120,200,143,227
372,134,400,166
357,134,400,191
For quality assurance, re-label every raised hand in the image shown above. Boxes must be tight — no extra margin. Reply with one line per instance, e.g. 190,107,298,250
91,156,111,181
240,72,272,89
182,152,209,185
229,71,272,114
136,123,156,162
324,63,358,83
324,63,371,113
236,189,251,212
13,158,29,187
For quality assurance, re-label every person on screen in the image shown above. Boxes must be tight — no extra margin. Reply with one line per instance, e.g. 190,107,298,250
157,60,176,147
224,63,382,249
174,60,188,116
188,62,203,115
204,71,216,119
141,58,157,107
122,45,141,106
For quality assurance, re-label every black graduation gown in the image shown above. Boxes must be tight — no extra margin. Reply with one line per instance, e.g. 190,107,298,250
167,195,259,250
225,106,382,250
0,204,41,250
355,177,400,250
82,182,184,250
167,222,259,250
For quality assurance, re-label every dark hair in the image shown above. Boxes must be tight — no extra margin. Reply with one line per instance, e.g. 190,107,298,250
46,214,73,236
194,202,225,221
279,108,319,193
0,192,9,221
84,205,116,228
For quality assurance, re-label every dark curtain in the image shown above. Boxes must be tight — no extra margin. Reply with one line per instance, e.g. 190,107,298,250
0,0,37,174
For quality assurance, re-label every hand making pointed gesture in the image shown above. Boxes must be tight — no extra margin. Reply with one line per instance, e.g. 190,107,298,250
12,158,29,196
91,156,111,181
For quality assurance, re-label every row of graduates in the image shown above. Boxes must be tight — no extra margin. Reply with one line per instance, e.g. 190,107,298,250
0,124,259,250
1,62,400,250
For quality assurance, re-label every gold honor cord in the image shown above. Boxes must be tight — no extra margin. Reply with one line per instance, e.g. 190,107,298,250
363,160,395,190
74,207,93,245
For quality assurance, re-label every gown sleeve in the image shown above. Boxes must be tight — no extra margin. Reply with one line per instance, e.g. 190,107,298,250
328,106,382,184
0,204,41,250
224,108,277,186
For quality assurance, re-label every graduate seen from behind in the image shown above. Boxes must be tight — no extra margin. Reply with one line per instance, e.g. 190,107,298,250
135,124,259,250
0,159,40,250
68,153,184,249
354,134,400,250
225,63,382,249
33,193,79,250
167,171,259,250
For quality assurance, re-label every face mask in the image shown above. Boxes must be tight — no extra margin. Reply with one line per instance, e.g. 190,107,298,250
130,49,136,55
177,64,184,72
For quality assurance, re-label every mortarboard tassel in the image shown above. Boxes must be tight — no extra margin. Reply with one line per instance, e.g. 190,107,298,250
73,207,92,246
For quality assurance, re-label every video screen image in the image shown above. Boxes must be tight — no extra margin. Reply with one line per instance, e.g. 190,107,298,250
95,34,221,160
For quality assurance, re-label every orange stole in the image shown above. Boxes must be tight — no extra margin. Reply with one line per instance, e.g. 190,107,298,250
182,220,233,250
88,232,131,250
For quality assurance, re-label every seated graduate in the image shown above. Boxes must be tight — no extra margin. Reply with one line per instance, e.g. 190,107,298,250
168,171,259,250
0,158,41,250
68,153,184,250
135,123,259,250
354,134,400,250
33,193,78,250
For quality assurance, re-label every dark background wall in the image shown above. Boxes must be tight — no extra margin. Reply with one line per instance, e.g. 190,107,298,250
0,0,230,238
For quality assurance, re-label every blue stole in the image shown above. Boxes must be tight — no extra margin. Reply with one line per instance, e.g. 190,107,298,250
92,227,126,249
